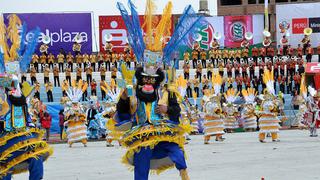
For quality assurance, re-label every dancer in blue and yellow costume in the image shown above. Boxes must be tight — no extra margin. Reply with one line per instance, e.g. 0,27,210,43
0,14,53,179
109,1,205,179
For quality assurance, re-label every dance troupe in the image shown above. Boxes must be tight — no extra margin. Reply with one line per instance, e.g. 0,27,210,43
1,1,320,180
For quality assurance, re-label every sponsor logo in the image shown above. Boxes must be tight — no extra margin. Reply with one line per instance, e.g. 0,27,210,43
199,24,214,50
230,21,245,42
26,29,88,46
292,18,308,34
187,24,214,50
101,19,171,49
279,20,290,33
309,17,320,33
101,20,127,47
311,64,320,71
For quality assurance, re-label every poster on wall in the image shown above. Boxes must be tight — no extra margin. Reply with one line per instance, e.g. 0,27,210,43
99,15,174,53
276,2,320,48
186,15,263,49
195,16,224,50
99,14,264,55
224,15,253,48
4,13,93,55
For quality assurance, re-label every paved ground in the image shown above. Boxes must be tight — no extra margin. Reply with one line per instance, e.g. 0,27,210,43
14,130,320,180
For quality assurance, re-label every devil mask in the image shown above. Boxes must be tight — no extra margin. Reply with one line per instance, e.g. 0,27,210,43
135,66,165,103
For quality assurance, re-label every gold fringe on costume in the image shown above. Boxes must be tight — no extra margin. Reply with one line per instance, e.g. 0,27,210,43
121,125,188,175
109,121,191,174
0,129,53,177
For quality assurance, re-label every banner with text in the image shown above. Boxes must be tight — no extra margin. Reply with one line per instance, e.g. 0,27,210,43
99,15,174,53
276,2,320,48
5,13,93,55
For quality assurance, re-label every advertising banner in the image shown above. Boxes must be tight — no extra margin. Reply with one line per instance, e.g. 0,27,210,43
224,15,253,48
99,14,264,55
305,62,320,73
276,2,320,48
197,16,224,50
99,15,174,53
4,13,93,55
188,15,263,49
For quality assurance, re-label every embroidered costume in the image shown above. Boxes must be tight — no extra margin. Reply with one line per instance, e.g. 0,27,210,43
202,73,225,144
0,14,52,179
241,88,258,131
223,89,240,132
63,80,88,147
108,1,204,179
258,70,281,143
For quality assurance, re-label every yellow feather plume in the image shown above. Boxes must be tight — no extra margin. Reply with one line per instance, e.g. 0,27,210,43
100,81,109,93
121,63,135,85
71,80,77,88
153,1,172,51
242,88,257,98
77,79,83,90
176,75,187,88
0,15,10,61
7,14,21,61
262,69,274,85
143,0,157,50
142,0,173,52
224,88,239,100
242,89,248,98
211,73,223,86
111,78,116,88
300,74,307,96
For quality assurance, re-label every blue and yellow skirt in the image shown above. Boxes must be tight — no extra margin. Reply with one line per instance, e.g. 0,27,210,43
0,128,53,177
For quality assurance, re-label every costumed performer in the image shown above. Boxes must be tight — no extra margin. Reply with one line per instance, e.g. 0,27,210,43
100,80,121,147
223,89,240,133
63,80,88,147
203,73,225,144
109,0,205,179
258,69,281,143
0,14,52,180
307,87,320,137
241,88,258,131
293,75,309,128
86,96,101,139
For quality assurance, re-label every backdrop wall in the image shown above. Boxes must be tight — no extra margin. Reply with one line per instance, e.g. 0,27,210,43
276,2,320,48
0,0,218,52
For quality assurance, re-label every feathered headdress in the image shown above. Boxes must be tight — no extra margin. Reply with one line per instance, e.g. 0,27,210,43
300,74,307,100
66,80,88,103
211,73,223,96
101,80,121,104
0,14,40,75
262,69,275,96
117,0,205,73
242,88,257,104
224,88,239,104
176,75,187,98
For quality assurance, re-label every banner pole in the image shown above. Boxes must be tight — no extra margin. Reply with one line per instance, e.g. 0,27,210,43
264,0,269,31
91,11,99,53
